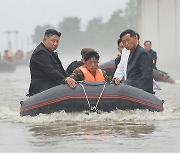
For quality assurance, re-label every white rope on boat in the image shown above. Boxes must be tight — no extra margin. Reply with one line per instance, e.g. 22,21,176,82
78,82,107,111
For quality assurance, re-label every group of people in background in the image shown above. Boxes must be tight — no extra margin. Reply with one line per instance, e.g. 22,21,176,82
28,28,157,97
0,49,32,61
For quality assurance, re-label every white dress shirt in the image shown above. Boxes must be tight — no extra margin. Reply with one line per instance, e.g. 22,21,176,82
113,48,130,80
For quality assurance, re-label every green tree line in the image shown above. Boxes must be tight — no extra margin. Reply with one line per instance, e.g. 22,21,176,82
32,0,140,55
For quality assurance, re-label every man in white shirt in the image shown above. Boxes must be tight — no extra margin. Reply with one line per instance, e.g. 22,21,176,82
113,29,153,94
113,48,130,84
113,32,140,85
115,38,124,69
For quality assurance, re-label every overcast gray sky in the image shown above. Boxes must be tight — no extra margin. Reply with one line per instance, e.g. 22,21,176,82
0,0,128,52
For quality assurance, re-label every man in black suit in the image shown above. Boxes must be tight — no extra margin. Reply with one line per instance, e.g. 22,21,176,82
28,29,76,96
118,29,153,94
144,40,157,69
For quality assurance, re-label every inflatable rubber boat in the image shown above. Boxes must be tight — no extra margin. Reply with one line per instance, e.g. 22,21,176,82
20,82,164,116
99,60,115,77
99,60,175,83
153,69,175,83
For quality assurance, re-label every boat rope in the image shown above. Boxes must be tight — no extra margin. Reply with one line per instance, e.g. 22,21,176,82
78,82,107,112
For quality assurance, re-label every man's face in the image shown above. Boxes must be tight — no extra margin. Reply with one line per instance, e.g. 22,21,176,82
118,42,124,54
84,57,99,73
43,35,60,52
121,34,137,51
144,42,152,51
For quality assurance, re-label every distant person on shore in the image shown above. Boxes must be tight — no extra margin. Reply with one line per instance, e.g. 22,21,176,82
14,49,24,60
66,48,95,75
115,38,124,69
2,50,13,61
113,29,153,94
144,40,157,69
28,29,76,96
70,51,112,82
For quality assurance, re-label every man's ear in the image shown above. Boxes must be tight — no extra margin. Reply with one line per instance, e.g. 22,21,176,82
43,37,46,42
81,58,85,63
135,35,138,40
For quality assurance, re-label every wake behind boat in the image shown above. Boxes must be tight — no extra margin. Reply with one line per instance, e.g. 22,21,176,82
20,82,164,116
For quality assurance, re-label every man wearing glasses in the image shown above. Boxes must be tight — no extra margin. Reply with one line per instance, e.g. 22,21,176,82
113,29,153,94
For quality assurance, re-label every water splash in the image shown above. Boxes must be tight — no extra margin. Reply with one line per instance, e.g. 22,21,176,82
1,105,180,124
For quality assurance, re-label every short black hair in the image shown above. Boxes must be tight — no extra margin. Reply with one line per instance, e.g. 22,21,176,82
44,29,61,37
144,40,152,45
120,29,137,39
80,48,95,56
117,38,122,46
136,33,140,40
83,51,100,61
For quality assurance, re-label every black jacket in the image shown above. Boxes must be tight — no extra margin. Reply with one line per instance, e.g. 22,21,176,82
115,56,121,69
149,49,157,69
124,45,153,94
28,42,68,96
66,60,84,75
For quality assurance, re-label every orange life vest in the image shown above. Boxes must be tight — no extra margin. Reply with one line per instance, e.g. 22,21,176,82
79,66,105,82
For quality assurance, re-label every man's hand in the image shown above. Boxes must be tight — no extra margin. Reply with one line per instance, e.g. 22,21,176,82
112,77,121,85
65,77,76,88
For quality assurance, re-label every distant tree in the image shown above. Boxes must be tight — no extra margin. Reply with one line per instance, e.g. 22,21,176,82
101,9,127,52
31,0,141,56
32,24,55,45
57,17,82,53
124,0,141,31
83,17,104,48
98,0,141,53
